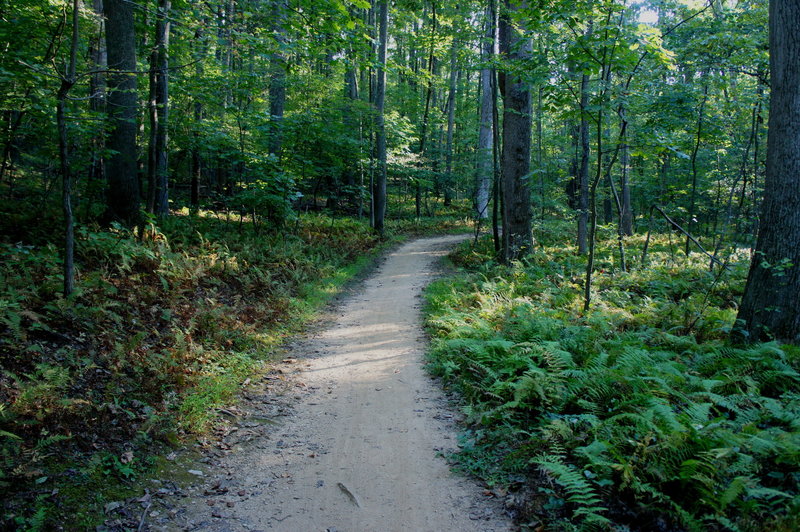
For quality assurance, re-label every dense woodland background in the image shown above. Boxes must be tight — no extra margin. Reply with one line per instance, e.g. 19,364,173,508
1,0,799,529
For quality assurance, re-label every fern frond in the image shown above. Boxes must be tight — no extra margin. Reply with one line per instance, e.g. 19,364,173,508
533,456,610,526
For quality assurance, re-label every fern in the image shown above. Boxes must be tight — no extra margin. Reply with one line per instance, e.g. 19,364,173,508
718,475,749,510
533,456,611,527
423,235,800,529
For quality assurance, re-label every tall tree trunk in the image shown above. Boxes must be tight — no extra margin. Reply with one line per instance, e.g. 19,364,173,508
536,84,544,218
498,0,532,260
491,25,502,255
372,0,388,235
269,0,288,157
577,70,590,254
190,22,209,208
57,0,79,296
87,0,106,216
443,40,458,207
147,49,158,213
686,83,708,254
153,0,170,216
104,0,141,225
344,63,360,188
748,80,765,240
737,79,764,235
620,107,633,235
190,101,201,208
475,3,495,220
417,2,437,218
344,51,363,216
735,0,800,343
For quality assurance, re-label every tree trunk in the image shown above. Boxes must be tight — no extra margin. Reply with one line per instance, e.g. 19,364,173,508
372,0,388,235
190,24,207,209
269,0,288,157
58,0,79,296
153,0,170,216
735,0,800,344
104,0,141,225
686,83,708,254
491,23,501,255
498,0,532,261
620,109,633,235
191,106,201,208
344,63,360,199
536,84,544,218
87,0,106,216
443,40,458,207
146,49,157,213
577,70,590,254
417,3,437,219
474,3,495,220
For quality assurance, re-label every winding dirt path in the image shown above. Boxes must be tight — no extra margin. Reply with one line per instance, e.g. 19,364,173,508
168,235,512,531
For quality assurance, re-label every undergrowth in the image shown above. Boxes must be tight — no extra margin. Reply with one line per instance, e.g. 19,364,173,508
0,210,404,529
425,226,800,531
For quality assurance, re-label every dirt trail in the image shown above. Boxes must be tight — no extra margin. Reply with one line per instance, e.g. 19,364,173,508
166,235,512,531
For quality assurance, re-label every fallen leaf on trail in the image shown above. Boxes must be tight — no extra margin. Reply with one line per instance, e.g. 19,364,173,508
337,482,361,507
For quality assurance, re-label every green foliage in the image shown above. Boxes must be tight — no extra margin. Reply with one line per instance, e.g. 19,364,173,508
232,174,299,227
425,233,800,530
0,212,386,528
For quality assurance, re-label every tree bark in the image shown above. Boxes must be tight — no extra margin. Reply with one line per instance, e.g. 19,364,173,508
443,40,458,207
153,0,170,216
269,0,288,157
491,27,502,255
372,0,388,235
685,83,708,255
735,0,800,344
577,70,590,254
344,62,360,192
87,0,106,215
58,0,79,296
147,49,158,213
475,3,495,220
417,2,437,219
536,84,544,218
190,25,204,209
620,107,633,235
104,0,140,225
498,0,532,261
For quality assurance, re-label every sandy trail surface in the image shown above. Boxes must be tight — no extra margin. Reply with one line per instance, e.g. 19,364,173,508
165,235,513,532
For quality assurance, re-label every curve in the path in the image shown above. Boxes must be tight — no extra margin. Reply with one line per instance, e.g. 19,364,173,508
173,235,512,532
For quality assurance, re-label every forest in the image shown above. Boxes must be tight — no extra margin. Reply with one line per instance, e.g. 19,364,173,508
1,0,799,529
